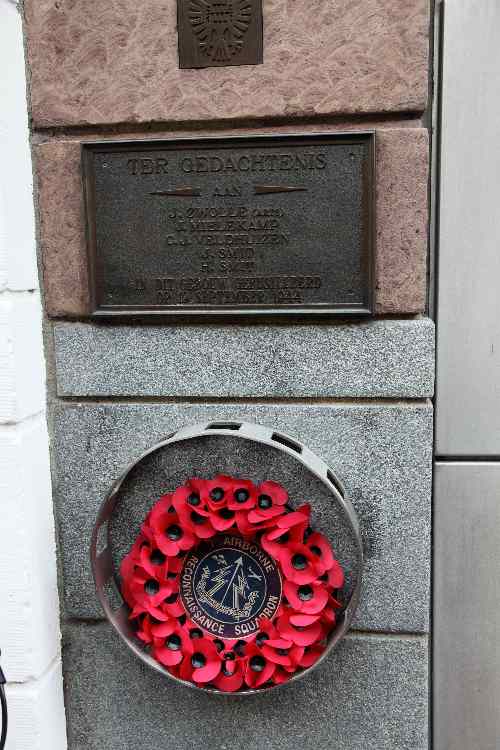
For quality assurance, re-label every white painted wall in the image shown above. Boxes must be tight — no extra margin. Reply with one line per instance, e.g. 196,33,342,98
0,1,67,748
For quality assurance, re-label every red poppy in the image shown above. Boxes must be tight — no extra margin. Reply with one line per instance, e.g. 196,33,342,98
154,626,191,668
319,594,342,626
234,509,255,536
189,475,236,512
260,520,306,559
136,614,155,645
259,480,288,505
210,506,238,532
244,642,276,688
226,479,258,511
119,533,152,605
283,580,329,615
281,644,306,672
261,638,305,668
129,601,170,622
322,558,345,589
172,496,219,540
299,645,325,669
179,637,222,684
138,542,170,579
137,615,179,649
120,548,137,584
253,618,294,667
276,610,324,647
288,612,321,627
235,509,279,536
279,543,324,585
160,587,186,618
213,658,245,692
171,484,196,514
150,618,177,640
140,520,155,547
246,480,289,524
273,504,311,531
148,493,171,516
305,530,336,574
247,504,285,525
150,505,197,554
130,568,173,605
255,617,278,640
273,667,292,684
127,568,174,620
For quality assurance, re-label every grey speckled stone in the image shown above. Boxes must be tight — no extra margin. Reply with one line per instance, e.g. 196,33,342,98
63,622,428,750
53,319,435,398
52,403,432,632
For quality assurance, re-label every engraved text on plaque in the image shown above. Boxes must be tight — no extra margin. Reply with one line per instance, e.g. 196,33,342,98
82,133,375,317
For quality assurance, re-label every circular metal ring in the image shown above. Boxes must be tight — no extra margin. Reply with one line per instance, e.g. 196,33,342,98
90,420,363,696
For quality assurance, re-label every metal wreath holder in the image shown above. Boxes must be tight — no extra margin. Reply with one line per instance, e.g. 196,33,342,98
90,421,363,695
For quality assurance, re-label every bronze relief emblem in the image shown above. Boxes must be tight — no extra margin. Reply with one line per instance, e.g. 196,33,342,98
178,0,263,69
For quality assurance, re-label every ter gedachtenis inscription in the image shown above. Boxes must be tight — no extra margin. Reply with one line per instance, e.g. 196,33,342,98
178,0,263,69
82,133,375,316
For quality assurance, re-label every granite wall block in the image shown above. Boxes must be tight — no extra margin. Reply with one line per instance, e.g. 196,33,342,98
63,622,429,750
53,318,434,399
52,402,432,632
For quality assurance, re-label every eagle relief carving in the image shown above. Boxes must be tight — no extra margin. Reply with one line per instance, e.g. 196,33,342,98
178,0,263,68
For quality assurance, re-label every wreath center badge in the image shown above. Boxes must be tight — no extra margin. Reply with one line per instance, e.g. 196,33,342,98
120,474,345,692
181,535,282,639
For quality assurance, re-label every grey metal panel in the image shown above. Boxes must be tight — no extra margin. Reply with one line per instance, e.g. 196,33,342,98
434,463,500,750
436,0,500,455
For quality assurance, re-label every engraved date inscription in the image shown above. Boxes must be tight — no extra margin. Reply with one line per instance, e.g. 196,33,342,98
154,275,322,306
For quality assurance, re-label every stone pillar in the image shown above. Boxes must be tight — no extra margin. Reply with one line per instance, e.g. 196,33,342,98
22,2,433,748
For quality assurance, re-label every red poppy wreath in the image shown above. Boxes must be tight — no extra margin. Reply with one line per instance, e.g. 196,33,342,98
120,475,345,692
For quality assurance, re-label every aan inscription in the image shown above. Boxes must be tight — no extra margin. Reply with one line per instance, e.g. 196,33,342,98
82,133,375,317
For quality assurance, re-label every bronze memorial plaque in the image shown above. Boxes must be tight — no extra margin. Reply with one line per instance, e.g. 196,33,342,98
82,133,375,317
177,0,263,69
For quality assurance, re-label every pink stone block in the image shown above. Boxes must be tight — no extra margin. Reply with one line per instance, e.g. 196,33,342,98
25,0,430,128
34,126,428,317
375,128,429,314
